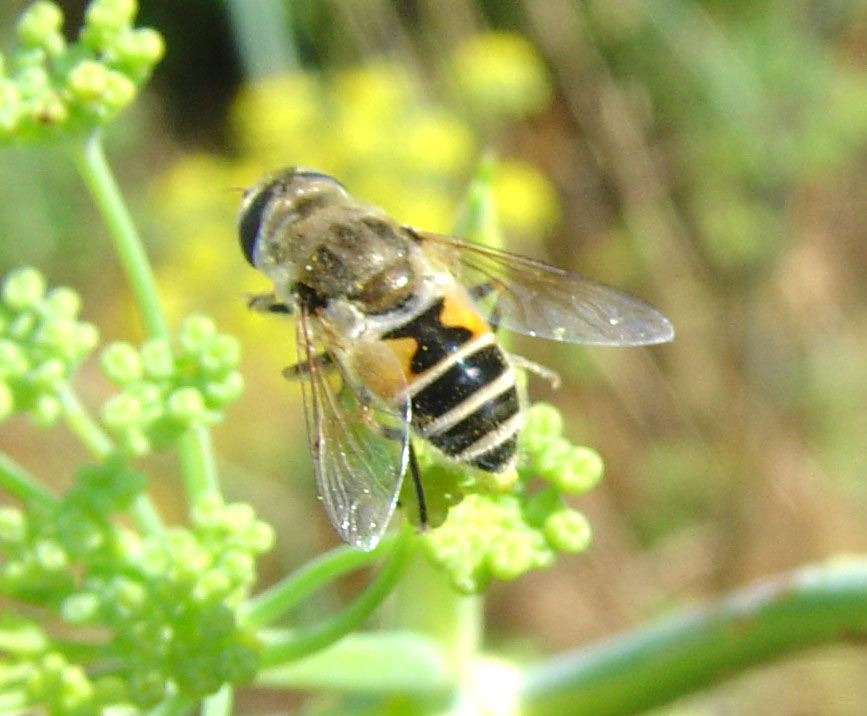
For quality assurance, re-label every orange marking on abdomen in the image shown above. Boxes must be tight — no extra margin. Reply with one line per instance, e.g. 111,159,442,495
439,291,489,339
381,335,419,384
377,289,495,400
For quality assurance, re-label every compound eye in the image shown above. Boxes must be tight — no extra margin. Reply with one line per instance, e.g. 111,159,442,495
238,182,278,266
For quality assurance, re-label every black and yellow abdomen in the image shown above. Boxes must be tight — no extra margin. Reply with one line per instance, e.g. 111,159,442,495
382,291,521,472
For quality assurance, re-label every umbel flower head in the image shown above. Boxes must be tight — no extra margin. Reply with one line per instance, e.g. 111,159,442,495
0,266,98,426
101,315,244,455
0,0,164,143
418,403,602,593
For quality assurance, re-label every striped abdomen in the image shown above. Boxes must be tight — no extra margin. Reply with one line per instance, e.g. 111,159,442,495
382,293,522,472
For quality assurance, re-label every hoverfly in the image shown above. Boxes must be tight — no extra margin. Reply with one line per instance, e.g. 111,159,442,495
238,167,673,550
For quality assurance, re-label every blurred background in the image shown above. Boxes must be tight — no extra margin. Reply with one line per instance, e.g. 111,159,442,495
3,0,867,713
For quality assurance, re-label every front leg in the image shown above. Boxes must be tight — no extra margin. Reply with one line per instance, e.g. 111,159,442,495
281,353,333,380
247,292,293,315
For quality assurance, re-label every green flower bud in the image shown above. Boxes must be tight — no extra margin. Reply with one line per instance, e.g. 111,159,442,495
221,633,260,683
34,89,69,128
544,509,591,553
124,428,151,455
7,311,36,341
0,506,26,543
2,267,45,311
530,437,573,479
34,538,68,571
126,668,166,708
223,502,255,530
245,521,275,553
128,381,162,416
11,49,48,75
520,402,563,443
190,493,223,526
219,550,255,586
199,334,241,374
193,571,232,605
43,286,81,318
74,321,99,354
204,372,244,405
27,357,66,391
60,592,101,624
108,27,165,77
66,59,109,100
0,81,23,135
139,338,173,378
111,577,146,614
178,314,216,354
102,392,143,428
553,446,603,495
56,661,94,711
0,381,14,418
30,393,60,426
85,0,137,32
16,2,64,49
166,386,205,423
488,531,546,580
101,342,143,383
0,339,28,378
100,68,135,110
476,464,518,493
35,318,80,358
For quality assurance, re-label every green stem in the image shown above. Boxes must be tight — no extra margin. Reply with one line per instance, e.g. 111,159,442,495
242,533,398,628
128,494,165,534
452,151,501,248
520,559,867,716
0,450,56,507
177,426,219,500
69,133,221,505
392,549,483,674
256,630,450,693
222,0,298,79
57,385,113,458
200,684,233,716
260,524,415,666
56,384,164,533
70,134,167,341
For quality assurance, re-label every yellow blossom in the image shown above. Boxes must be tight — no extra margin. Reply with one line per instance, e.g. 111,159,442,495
492,160,560,238
449,32,553,119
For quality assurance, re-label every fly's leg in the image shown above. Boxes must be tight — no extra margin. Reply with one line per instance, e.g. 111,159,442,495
469,282,561,387
509,354,561,389
282,353,333,379
248,292,293,315
408,442,428,530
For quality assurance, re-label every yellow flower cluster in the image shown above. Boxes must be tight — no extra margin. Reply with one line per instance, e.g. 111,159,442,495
449,31,553,119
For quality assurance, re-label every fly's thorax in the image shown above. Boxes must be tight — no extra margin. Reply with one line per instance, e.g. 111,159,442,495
288,208,421,315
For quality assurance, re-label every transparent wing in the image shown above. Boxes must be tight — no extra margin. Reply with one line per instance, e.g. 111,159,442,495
418,232,674,346
296,306,410,551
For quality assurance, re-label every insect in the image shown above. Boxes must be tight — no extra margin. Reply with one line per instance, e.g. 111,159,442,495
237,167,673,550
